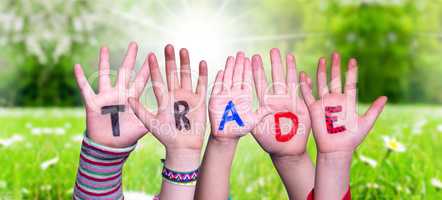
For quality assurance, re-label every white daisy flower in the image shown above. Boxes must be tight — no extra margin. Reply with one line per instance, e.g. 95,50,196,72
366,182,380,189
40,157,59,170
359,154,378,168
72,135,83,142
436,124,442,132
54,127,66,135
431,178,442,189
383,136,406,152
31,127,42,135
0,134,24,147
0,180,6,189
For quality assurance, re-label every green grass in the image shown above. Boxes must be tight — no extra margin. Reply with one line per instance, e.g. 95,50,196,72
1,105,442,199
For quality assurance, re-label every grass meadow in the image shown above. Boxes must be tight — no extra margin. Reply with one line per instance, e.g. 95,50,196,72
1,105,442,199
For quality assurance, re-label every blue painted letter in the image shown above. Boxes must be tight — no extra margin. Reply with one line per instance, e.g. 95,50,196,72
218,100,244,131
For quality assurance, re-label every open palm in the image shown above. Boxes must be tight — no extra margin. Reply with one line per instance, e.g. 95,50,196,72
251,49,311,157
130,45,207,151
300,53,387,153
209,52,270,139
74,42,149,148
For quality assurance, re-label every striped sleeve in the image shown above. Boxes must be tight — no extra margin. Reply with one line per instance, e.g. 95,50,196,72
73,136,136,200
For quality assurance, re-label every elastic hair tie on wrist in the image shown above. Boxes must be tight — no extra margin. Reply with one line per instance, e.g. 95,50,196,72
160,159,199,186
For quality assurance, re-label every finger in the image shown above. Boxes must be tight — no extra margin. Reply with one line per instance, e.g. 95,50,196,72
211,70,224,96
131,56,150,98
117,42,138,89
270,48,285,95
317,57,329,97
345,58,358,99
242,58,253,93
252,55,268,106
286,53,298,96
74,64,95,103
330,52,342,94
196,60,208,96
165,44,179,91
222,56,235,91
300,72,316,107
361,96,388,132
148,53,167,106
128,97,155,130
306,74,313,91
180,48,192,91
232,52,245,90
98,46,112,92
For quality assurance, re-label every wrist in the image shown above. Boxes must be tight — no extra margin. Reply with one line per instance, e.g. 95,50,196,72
86,130,136,148
271,152,311,165
317,151,353,165
164,148,201,171
315,151,353,200
83,135,137,156
208,134,239,149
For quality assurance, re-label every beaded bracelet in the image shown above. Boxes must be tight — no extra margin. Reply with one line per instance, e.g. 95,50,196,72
161,159,199,186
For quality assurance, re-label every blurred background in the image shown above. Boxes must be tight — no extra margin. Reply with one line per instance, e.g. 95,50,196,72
1,0,441,106
1,0,442,199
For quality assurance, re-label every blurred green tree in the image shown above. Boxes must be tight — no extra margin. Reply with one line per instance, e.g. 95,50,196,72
326,1,417,103
318,0,442,103
410,0,442,103
0,0,110,106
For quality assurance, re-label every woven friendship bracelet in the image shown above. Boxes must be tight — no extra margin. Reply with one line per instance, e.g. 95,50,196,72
161,159,199,186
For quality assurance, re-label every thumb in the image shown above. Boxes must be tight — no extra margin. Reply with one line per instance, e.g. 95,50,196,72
128,97,155,130
361,96,388,132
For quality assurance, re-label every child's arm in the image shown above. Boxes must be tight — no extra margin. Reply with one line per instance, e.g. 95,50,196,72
250,49,314,199
73,42,150,199
129,45,208,200
195,52,272,200
195,135,239,200
299,53,387,200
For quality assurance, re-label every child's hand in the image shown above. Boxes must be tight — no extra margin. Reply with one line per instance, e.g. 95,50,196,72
251,49,311,158
300,53,387,154
208,52,270,141
74,42,150,148
129,45,207,153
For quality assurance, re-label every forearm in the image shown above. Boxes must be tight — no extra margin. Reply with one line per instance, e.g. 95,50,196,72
73,136,135,200
271,153,315,200
314,151,352,200
195,136,238,200
159,148,201,200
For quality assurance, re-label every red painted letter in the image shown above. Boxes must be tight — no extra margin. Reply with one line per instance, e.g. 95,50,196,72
325,106,346,134
274,112,298,142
